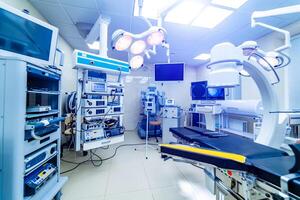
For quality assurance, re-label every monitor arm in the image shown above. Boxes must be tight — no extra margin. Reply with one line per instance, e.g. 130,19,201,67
251,5,300,52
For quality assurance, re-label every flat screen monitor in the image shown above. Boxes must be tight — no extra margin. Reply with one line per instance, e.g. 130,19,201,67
191,81,207,100
207,87,225,100
0,2,58,66
155,63,184,81
191,81,225,100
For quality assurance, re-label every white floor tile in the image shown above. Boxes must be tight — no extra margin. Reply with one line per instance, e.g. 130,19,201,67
106,163,149,195
62,162,110,199
105,190,154,200
175,162,206,184
144,160,185,189
152,182,214,200
151,186,191,200
61,131,215,200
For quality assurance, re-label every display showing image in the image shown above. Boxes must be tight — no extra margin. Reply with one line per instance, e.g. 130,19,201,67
191,81,225,100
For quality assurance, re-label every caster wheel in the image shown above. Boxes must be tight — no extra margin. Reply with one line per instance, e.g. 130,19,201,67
83,151,88,156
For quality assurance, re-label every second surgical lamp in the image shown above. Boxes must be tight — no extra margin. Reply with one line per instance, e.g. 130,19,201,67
111,26,167,69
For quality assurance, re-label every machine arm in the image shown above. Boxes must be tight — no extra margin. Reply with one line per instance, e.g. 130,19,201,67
251,5,300,52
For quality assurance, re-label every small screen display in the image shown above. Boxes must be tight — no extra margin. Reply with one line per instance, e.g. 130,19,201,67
191,81,225,100
207,88,225,100
96,101,105,106
113,107,121,112
155,63,184,81
92,83,105,92
191,81,207,100
96,109,105,114
0,8,53,61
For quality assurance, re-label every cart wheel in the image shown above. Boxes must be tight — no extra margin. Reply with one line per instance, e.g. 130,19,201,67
83,151,88,156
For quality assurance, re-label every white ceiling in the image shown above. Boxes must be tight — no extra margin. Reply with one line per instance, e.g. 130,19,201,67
29,0,300,66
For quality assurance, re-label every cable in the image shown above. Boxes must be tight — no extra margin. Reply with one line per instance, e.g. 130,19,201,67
191,163,205,170
248,52,280,85
60,142,158,174
90,149,103,167
276,51,291,69
99,145,110,150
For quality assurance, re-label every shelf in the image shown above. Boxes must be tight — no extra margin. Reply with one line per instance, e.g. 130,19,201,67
85,92,124,96
24,176,68,200
27,90,60,95
82,134,124,151
24,153,58,176
26,110,59,119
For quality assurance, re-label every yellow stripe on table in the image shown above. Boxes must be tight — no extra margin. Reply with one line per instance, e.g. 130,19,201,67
160,144,246,164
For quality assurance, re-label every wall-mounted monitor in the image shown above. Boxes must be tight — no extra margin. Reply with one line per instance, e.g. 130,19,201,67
155,63,184,81
0,2,59,66
191,81,225,100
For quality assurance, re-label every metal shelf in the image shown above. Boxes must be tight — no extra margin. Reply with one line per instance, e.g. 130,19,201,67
27,90,60,95
1,60,65,200
82,134,124,151
24,176,68,200
26,110,59,119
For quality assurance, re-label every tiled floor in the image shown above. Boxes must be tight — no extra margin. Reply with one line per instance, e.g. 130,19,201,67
61,131,215,200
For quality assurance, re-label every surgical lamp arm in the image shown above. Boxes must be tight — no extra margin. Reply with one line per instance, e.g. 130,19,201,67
253,22,291,52
252,5,300,19
138,0,153,28
157,0,183,27
251,5,300,52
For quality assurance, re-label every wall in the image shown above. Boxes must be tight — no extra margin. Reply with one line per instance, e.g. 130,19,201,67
123,65,198,130
0,0,76,97
285,35,300,110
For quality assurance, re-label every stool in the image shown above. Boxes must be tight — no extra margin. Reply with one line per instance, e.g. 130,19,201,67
150,121,161,143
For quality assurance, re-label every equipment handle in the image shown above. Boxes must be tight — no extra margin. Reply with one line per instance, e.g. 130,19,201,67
206,59,242,69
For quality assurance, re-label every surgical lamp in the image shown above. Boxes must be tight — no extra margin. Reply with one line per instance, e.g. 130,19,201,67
111,30,133,51
129,54,144,69
130,40,147,54
111,27,166,69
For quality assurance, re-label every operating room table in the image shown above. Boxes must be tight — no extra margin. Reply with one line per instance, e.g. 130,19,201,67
160,127,300,199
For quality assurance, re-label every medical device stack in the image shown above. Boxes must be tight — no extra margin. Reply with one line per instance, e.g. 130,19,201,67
73,49,130,151
138,85,165,139
0,3,67,200
161,104,182,144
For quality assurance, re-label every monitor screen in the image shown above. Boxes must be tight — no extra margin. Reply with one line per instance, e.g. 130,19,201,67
0,3,58,66
155,63,184,81
191,81,225,100
191,81,207,100
207,87,225,100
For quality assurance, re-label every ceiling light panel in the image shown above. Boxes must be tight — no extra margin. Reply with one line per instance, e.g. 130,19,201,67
134,0,176,19
165,0,205,25
194,53,211,60
192,6,233,28
211,0,248,9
